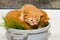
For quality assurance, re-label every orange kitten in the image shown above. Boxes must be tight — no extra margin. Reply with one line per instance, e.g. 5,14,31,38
21,4,49,28
5,10,32,29
21,4,43,26
5,4,49,29
39,9,49,23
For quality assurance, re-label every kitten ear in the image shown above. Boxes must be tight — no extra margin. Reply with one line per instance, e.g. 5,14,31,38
19,12,24,21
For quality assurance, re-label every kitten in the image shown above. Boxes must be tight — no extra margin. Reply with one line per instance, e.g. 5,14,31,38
5,10,32,30
39,9,49,23
21,4,43,26
21,4,49,28
5,4,49,29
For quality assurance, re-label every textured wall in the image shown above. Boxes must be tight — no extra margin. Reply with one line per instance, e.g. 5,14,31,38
0,0,51,8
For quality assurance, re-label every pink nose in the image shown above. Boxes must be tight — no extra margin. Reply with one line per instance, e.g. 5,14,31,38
33,22,38,25
34,23,38,25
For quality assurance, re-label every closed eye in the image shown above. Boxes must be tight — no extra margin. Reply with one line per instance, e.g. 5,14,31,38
30,18,33,21
36,17,40,21
30,19,33,21
25,15,27,16
41,15,43,18
36,19,39,21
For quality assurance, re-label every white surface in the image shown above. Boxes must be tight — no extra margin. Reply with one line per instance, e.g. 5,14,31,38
0,27,7,40
0,9,60,40
48,34,60,40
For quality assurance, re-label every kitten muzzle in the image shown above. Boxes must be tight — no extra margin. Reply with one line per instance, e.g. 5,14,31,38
25,22,39,29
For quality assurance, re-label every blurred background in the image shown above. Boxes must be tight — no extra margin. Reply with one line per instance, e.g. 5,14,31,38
0,0,60,9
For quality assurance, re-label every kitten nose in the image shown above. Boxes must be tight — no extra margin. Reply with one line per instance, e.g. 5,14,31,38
33,22,38,25
31,22,37,26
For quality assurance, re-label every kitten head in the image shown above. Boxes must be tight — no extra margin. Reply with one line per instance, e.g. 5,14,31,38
24,10,43,26
21,4,43,26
